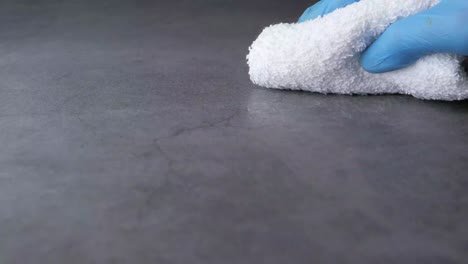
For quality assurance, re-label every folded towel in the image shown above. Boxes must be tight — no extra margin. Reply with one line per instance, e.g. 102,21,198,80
247,0,468,100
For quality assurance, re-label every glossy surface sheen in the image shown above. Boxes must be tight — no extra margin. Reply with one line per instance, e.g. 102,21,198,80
1,0,468,263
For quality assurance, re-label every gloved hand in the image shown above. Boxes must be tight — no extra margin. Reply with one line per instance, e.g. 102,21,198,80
298,0,468,73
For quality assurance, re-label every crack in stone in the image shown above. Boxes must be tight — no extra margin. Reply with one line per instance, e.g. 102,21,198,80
166,110,240,139
136,111,241,218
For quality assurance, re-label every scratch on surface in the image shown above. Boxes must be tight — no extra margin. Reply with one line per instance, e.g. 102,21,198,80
73,113,105,144
52,89,97,113
166,111,240,139
135,137,177,220
135,111,241,219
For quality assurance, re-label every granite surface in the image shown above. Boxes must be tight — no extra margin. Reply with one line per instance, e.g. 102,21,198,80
1,0,468,263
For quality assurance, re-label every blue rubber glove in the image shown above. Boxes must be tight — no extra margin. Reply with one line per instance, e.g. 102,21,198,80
298,0,468,73
298,0,359,23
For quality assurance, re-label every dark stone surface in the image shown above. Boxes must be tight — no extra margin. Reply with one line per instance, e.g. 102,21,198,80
1,0,468,263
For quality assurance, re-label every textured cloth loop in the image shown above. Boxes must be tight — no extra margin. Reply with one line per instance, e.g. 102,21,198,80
247,0,468,100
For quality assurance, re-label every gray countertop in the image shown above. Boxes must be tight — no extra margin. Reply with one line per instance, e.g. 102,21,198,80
1,0,468,263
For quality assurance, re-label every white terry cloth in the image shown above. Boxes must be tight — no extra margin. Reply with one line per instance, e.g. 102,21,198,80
246,0,468,101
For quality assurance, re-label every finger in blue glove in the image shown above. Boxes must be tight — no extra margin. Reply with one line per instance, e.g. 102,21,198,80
298,0,359,22
361,0,468,73
298,0,468,73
